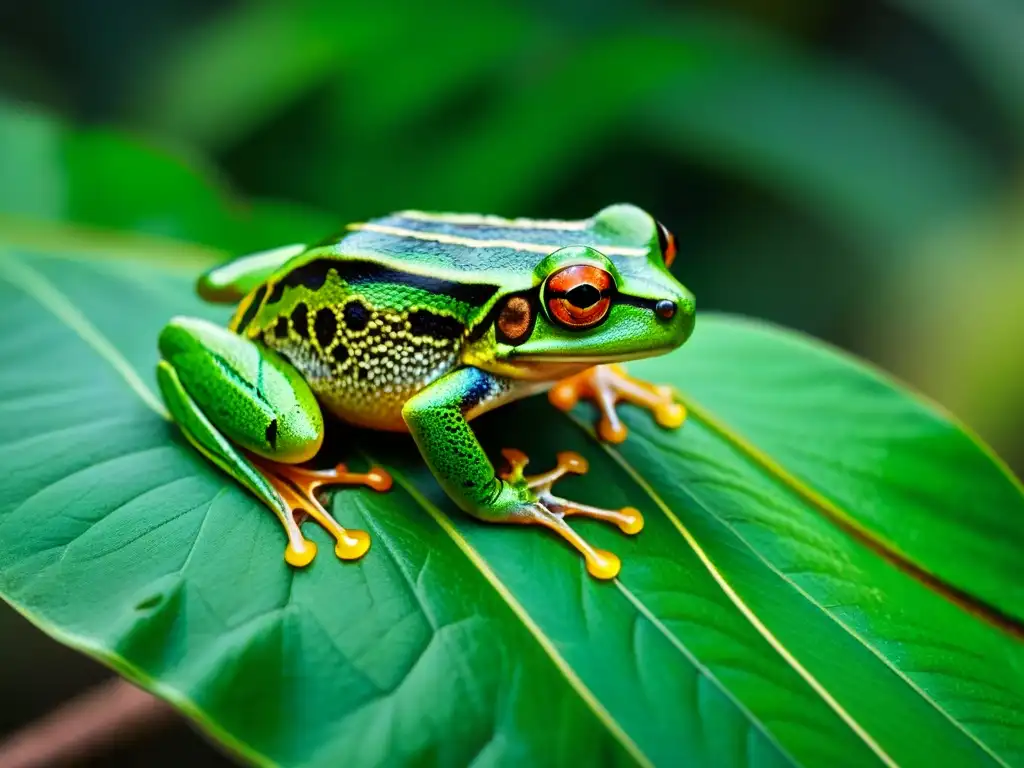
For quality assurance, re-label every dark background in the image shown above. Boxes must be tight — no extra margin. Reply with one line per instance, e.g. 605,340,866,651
1,0,1022,763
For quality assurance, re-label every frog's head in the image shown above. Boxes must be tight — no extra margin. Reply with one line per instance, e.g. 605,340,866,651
483,204,695,375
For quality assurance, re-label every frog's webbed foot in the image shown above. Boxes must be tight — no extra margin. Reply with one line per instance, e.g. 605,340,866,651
252,459,392,567
499,449,643,579
548,363,686,443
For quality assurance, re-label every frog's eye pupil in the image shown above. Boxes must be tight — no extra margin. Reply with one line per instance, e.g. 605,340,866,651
566,284,601,308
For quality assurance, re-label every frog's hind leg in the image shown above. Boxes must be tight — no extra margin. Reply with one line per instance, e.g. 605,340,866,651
252,459,392,560
157,360,321,566
156,318,391,567
548,363,686,443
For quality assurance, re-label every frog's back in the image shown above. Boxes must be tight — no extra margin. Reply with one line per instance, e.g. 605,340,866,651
222,208,651,430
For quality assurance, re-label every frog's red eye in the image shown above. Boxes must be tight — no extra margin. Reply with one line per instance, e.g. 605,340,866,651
656,220,676,268
544,265,614,329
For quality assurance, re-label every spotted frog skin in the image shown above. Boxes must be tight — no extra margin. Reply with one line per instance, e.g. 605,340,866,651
157,204,695,578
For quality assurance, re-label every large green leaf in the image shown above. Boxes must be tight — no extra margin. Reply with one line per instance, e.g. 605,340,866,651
0,224,1021,767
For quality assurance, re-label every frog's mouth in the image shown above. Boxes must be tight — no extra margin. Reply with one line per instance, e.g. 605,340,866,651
512,348,666,365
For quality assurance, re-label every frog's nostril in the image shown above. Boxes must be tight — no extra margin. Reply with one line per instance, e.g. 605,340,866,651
655,300,676,320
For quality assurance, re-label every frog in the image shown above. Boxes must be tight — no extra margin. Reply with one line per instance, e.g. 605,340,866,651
157,203,695,579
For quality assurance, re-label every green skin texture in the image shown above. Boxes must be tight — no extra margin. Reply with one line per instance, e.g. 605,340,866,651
157,204,695,539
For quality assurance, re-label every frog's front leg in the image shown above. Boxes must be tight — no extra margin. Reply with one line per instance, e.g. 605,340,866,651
157,317,390,567
402,367,642,579
548,364,686,443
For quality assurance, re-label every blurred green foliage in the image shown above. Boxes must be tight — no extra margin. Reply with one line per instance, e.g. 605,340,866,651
0,1,1022,760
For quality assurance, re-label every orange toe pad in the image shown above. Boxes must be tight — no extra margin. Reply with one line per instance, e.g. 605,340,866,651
549,364,686,443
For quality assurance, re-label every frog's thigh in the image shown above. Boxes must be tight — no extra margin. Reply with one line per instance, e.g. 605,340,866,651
158,318,389,566
156,357,319,565
159,317,323,463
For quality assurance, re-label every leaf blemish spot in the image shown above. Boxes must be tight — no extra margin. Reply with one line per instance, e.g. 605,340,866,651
134,594,163,611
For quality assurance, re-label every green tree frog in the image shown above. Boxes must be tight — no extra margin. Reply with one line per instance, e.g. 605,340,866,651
157,204,695,579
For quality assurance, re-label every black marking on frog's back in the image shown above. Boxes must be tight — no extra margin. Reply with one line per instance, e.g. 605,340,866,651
278,259,333,294
330,342,349,365
235,284,267,334
313,307,338,349
407,309,463,340
265,258,498,307
290,302,310,339
343,300,369,331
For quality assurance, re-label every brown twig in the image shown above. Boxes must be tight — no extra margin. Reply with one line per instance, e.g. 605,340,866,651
0,678,175,767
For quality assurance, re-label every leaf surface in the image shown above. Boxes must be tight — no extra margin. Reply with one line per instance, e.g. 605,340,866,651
0,231,1020,766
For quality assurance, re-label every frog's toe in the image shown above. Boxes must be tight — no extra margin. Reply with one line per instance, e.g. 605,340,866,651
548,364,687,442
285,538,318,568
580,546,621,580
520,501,623,579
500,449,644,534
335,529,371,560
597,413,629,444
547,496,645,535
548,379,583,411
254,459,391,564
498,449,644,579
653,399,686,429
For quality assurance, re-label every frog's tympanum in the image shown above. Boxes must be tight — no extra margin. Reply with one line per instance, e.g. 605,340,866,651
158,205,695,579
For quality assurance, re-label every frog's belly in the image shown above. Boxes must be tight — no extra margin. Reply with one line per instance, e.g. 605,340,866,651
304,348,462,432
315,386,417,431
313,369,551,432
258,299,469,429
265,329,548,432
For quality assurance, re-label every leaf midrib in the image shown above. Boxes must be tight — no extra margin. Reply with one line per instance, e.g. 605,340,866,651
0,255,169,417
